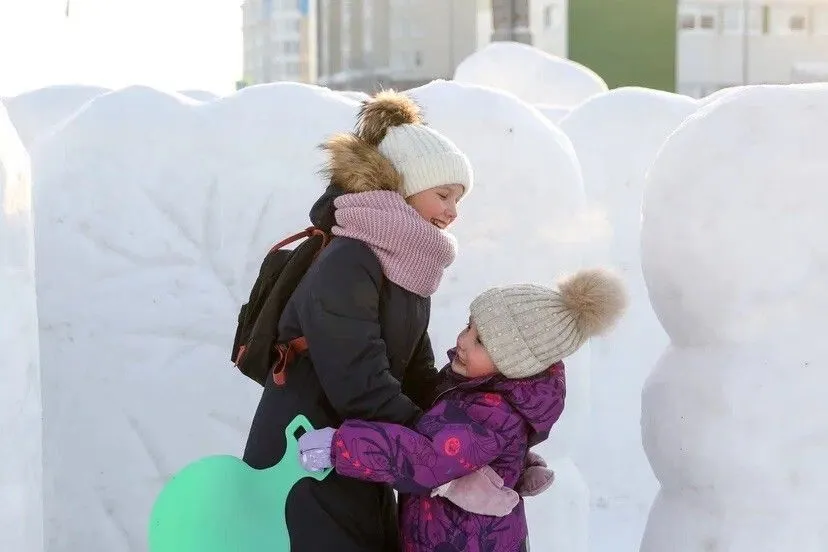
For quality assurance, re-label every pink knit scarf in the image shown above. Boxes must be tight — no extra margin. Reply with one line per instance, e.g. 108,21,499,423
331,191,457,298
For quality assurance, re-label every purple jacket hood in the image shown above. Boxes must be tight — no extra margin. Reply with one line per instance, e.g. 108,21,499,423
441,348,564,445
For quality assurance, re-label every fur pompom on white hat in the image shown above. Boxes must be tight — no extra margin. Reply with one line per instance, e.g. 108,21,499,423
321,89,473,199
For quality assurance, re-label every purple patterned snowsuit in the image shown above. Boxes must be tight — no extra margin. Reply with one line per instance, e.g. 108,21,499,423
332,354,566,552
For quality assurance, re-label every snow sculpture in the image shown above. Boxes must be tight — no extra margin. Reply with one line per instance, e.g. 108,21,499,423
3,85,110,148
535,104,571,124
640,84,828,552
454,41,607,107
559,87,697,551
31,82,358,552
0,105,42,551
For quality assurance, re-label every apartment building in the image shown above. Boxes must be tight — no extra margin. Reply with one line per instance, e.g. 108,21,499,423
678,0,828,97
480,0,568,56
316,0,479,92
242,0,317,84
481,0,827,96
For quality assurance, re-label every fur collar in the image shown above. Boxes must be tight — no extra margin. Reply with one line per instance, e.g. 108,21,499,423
321,133,402,193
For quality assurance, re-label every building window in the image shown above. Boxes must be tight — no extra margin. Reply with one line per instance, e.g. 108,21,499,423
543,4,558,29
678,9,717,32
679,13,696,29
789,14,807,32
699,13,716,30
770,7,809,35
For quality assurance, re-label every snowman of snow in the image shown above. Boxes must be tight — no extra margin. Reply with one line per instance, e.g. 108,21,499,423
638,84,828,552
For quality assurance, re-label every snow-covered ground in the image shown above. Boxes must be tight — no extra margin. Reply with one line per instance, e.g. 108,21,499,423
0,105,42,552
4,42,828,552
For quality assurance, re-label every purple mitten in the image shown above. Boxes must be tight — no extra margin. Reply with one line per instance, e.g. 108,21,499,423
431,466,519,517
516,451,555,497
298,427,336,472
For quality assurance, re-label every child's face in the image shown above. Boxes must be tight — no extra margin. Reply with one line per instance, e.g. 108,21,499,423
406,184,464,230
451,319,498,378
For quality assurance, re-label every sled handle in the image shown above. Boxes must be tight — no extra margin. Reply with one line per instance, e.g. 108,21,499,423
284,415,332,481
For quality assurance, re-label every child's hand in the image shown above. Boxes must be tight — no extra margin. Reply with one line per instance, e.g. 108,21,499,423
431,466,519,517
298,427,336,472
516,451,555,497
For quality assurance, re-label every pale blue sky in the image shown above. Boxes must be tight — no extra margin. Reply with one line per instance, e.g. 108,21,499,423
0,0,242,97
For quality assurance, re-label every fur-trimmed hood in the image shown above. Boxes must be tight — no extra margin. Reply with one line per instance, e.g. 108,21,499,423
321,90,423,195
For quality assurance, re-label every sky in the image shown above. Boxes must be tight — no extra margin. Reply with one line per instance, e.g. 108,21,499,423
0,0,243,97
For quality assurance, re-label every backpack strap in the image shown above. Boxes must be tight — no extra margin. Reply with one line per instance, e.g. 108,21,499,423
269,241,385,388
269,226,329,254
272,336,309,386
232,227,328,371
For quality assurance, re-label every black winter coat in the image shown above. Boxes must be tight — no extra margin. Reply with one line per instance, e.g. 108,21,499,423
242,185,441,552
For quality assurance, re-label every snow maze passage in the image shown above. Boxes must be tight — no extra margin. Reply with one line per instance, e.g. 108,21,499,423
3,56,828,552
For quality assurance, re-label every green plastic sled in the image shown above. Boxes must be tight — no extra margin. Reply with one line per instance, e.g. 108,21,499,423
148,415,332,552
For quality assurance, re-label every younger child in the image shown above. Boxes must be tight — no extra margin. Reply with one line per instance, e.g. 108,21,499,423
299,268,626,552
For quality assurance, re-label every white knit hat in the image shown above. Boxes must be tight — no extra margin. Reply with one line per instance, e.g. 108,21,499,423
377,124,474,199
470,268,627,379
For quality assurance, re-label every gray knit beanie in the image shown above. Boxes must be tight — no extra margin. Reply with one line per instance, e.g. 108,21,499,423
470,268,627,379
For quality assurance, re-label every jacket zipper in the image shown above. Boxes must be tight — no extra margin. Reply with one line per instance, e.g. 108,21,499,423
430,385,460,407
430,375,496,407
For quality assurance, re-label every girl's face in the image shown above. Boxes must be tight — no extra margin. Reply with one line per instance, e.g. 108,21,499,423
451,319,498,378
406,184,464,230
